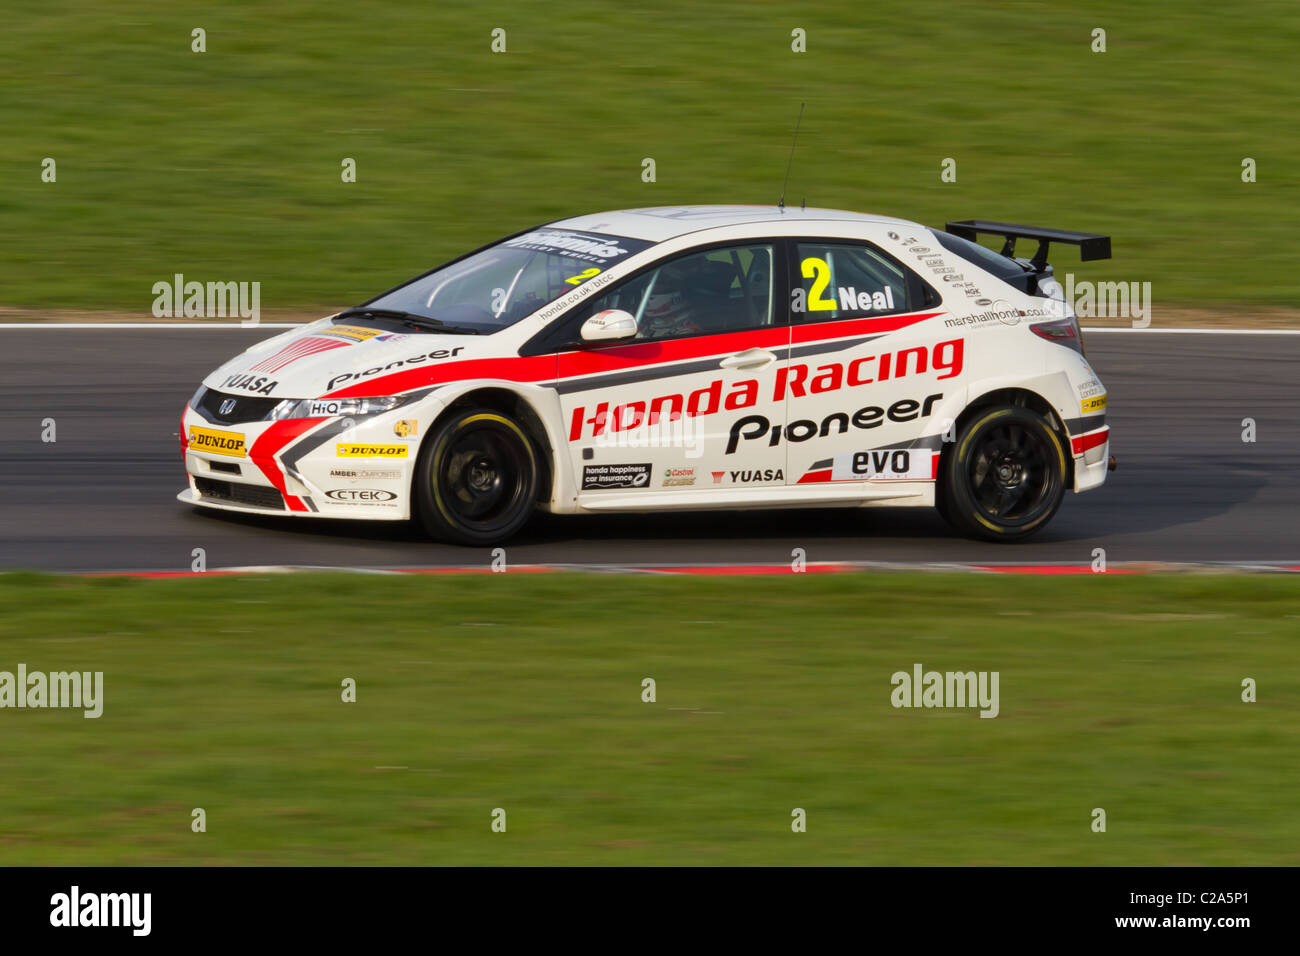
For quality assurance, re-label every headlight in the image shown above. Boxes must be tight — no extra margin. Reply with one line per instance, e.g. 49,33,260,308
267,396,401,420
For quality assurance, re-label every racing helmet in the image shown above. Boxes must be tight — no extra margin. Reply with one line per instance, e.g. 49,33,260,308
641,266,696,336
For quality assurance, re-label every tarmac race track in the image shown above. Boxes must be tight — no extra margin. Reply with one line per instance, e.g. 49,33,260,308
0,328,1296,572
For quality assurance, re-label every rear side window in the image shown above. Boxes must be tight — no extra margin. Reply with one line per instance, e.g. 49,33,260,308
793,243,910,322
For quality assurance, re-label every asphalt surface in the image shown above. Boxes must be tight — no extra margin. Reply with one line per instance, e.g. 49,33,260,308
0,328,1296,571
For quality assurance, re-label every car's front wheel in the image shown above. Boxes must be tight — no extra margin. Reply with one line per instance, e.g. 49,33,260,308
939,405,1067,541
414,408,538,545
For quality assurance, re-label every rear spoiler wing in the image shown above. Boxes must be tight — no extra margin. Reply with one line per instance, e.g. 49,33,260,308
944,220,1111,272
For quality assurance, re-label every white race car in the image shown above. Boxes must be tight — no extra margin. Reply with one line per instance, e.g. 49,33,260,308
179,206,1113,544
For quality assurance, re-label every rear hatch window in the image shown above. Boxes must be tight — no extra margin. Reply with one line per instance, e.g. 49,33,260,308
929,228,1034,293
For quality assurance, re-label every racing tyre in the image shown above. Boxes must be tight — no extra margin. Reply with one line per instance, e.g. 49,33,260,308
415,408,538,545
939,405,1066,542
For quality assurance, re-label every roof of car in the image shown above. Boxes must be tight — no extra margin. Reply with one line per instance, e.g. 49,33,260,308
548,205,917,243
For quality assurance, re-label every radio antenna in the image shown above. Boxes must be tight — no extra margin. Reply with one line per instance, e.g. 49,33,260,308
778,102,805,213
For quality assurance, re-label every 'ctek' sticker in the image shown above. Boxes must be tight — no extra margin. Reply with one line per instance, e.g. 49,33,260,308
336,443,409,458
188,426,246,457
1080,395,1107,414
324,488,398,504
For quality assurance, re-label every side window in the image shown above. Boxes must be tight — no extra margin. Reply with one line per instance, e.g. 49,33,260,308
793,243,910,322
586,244,776,342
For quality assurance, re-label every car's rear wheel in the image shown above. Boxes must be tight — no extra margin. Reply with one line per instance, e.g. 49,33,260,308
939,405,1066,541
415,408,538,545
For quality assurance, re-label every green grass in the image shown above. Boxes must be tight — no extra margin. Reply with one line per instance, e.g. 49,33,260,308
1,1,1297,311
0,571,1295,865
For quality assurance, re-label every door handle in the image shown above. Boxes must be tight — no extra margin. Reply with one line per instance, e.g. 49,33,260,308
719,348,776,370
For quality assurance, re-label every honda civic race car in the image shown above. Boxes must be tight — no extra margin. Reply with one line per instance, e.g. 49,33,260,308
179,205,1113,544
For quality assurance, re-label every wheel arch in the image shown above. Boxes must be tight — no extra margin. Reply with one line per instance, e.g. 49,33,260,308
417,385,559,506
936,386,1074,514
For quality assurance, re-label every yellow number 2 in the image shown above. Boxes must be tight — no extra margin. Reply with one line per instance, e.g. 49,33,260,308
564,267,601,285
801,257,836,311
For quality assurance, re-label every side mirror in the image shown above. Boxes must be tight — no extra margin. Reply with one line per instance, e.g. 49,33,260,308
580,309,638,343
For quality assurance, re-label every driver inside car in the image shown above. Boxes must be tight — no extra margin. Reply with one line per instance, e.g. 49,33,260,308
638,265,700,339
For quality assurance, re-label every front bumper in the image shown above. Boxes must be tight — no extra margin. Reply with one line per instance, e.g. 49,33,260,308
180,403,424,520
177,485,295,515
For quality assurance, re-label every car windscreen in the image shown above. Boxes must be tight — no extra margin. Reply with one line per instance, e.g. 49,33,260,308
366,228,653,332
